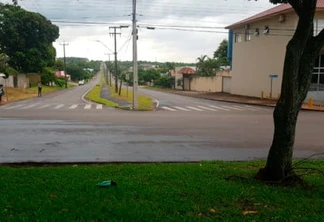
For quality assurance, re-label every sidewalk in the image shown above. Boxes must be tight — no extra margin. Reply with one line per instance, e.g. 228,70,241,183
100,82,131,108
167,90,324,112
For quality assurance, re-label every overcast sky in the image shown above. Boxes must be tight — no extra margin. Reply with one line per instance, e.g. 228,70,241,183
1,0,276,63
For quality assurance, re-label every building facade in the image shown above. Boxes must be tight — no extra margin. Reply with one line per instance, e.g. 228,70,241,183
226,2,324,103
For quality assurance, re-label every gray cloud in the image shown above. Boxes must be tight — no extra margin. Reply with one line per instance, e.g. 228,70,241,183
1,0,277,62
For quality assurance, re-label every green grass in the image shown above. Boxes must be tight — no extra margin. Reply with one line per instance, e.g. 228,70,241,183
108,83,154,110
85,75,118,107
4,85,69,103
1,161,324,221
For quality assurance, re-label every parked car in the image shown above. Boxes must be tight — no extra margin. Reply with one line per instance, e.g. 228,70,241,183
78,80,85,85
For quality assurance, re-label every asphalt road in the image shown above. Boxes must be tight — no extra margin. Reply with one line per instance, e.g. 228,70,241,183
0,78,323,163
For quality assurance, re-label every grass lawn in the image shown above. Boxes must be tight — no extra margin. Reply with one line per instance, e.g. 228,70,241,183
2,85,72,103
108,82,154,111
1,161,324,221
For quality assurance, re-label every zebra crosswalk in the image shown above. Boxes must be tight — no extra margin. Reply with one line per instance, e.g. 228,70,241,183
159,104,270,112
0,103,104,111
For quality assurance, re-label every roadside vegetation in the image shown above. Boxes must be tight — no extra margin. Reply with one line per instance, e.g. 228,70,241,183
2,85,69,103
1,161,323,221
108,82,153,110
85,75,118,107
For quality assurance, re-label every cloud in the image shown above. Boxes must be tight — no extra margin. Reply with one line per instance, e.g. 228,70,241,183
9,0,276,62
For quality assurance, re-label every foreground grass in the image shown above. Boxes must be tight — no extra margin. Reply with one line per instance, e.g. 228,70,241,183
1,161,324,221
2,85,67,103
108,83,153,110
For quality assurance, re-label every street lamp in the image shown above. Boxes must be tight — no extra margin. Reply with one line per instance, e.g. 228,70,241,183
104,53,113,86
95,40,114,54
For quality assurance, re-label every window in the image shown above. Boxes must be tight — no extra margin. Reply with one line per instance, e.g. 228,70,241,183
311,54,324,91
234,33,242,43
245,30,251,41
314,19,324,35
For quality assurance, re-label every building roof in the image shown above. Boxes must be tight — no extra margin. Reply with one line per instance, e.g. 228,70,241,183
226,1,324,29
178,67,196,75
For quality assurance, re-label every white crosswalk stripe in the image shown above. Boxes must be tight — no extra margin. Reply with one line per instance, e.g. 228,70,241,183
220,105,243,111
68,104,78,109
186,106,204,111
208,105,231,111
244,105,269,111
38,104,51,109
54,104,65,109
174,106,190,111
238,105,259,111
159,104,271,112
3,104,24,109
1,103,105,110
197,106,218,111
20,104,38,109
161,106,177,111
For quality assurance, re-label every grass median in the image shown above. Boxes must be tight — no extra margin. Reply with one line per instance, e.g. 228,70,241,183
1,161,323,221
85,81,118,107
108,83,153,110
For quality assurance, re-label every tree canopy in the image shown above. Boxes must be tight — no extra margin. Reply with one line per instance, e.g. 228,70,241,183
0,4,59,73
213,39,229,67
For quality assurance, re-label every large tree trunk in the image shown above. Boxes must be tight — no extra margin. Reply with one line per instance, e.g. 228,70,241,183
258,1,322,181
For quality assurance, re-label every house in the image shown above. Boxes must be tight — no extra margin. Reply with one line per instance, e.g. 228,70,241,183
226,1,324,102
172,66,196,90
55,71,71,81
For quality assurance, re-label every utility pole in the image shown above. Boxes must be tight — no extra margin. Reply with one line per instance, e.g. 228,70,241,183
60,42,69,88
109,27,121,93
109,26,128,93
105,53,112,86
132,0,138,110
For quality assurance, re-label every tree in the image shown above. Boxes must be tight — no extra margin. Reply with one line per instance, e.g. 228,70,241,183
258,0,324,181
0,4,59,73
196,55,219,76
213,39,229,67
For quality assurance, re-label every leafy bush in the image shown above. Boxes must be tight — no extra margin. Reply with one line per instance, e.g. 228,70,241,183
155,76,173,88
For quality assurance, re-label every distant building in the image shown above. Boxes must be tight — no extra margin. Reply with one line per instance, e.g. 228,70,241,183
55,71,71,81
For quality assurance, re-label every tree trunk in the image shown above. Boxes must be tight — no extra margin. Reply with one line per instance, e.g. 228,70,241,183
259,1,320,181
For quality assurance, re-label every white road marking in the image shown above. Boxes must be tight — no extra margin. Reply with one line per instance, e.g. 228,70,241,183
244,105,269,111
197,106,218,111
84,104,91,109
20,104,38,109
68,104,78,109
161,106,177,111
96,104,103,109
54,104,65,109
38,104,50,109
3,104,24,109
221,105,243,111
208,105,231,111
237,105,259,111
174,106,190,111
186,106,204,111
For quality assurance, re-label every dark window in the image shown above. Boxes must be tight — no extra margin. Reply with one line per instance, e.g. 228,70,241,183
311,74,318,83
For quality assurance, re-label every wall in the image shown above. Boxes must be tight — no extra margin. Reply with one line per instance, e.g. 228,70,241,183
305,91,324,105
27,73,41,87
0,74,29,88
230,12,298,98
183,70,232,92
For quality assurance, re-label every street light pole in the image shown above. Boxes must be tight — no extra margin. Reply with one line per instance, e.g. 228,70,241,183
60,42,69,88
105,53,112,86
132,0,138,110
